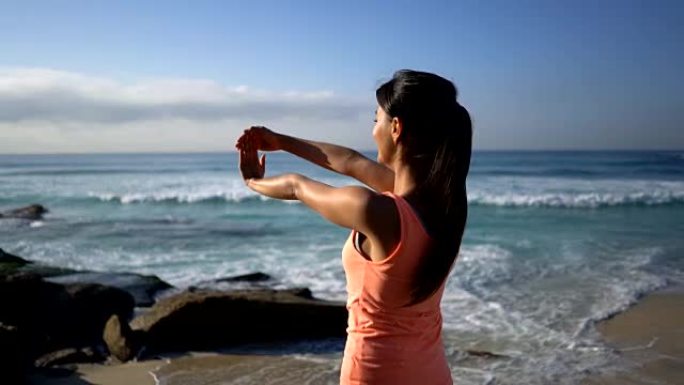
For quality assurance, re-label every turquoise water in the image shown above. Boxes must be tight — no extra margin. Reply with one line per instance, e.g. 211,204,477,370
2,150,683,384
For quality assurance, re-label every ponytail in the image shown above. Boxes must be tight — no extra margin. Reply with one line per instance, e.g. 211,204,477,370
406,104,471,305
376,70,472,306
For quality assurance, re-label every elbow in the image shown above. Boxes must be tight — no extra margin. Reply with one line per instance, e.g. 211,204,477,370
290,173,305,200
341,150,361,177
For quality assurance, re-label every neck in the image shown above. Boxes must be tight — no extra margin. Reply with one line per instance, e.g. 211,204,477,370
391,159,419,196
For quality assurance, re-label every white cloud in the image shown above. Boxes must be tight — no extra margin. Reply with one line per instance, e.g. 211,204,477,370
0,68,374,153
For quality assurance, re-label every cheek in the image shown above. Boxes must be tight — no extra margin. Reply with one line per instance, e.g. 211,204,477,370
372,126,383,161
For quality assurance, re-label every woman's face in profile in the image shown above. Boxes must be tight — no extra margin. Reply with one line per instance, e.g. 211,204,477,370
372,105,394,166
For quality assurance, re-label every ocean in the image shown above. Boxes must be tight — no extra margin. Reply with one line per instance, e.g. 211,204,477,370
2,150,683,384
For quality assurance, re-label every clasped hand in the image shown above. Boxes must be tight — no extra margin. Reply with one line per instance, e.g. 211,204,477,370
235,129,266,182
235,127,301,200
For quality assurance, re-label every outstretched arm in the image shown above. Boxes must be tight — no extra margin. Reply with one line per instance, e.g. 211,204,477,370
239,143,374,230
246,173,375,230
238,145,398,258
236,127,394,192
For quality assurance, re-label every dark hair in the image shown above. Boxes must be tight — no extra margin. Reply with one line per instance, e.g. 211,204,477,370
376,69,472,306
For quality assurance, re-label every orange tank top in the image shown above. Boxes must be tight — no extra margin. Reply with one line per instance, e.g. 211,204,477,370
340,191,453,385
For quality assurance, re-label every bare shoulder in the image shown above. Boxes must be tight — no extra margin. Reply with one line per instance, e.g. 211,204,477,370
363,192,401,260
338,186,398,225
294,179,397,235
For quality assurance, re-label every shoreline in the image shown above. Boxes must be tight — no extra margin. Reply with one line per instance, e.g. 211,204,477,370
26,286,684,385
584,286,684,385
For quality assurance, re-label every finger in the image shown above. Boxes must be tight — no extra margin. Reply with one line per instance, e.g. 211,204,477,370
246,147,258,163
236,134,247,148
240,148,250,158
239,150,251,173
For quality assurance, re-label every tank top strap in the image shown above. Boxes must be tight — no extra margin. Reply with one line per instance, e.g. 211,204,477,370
381,191,432,240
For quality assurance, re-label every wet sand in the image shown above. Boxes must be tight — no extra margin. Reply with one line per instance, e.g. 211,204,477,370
584,288,684,385
27,359,166,385
28,353,341,385
153,352,341,385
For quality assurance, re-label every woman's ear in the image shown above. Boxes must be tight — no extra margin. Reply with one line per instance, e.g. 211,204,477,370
391,117,403,145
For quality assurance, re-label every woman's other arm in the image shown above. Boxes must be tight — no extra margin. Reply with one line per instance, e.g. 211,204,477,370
237,126,394,192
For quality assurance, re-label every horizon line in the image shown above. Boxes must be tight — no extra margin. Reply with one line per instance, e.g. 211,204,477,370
1,148,683,156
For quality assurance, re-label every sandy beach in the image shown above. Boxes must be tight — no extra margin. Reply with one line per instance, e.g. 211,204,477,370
27,359,166,385
27,352,343,385
584,288,684,385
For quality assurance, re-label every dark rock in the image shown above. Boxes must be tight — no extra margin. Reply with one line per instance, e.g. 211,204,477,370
0,274,69,355
34,347,105,367
6,264,80,280
189,271,275,292
0,248,31,265
0,275,135,357
0,248,33,277
0,251,80,281
120,288,346,359
46,272,173,307
60,283,135,347
0,204,48,220
0,322,29,384
0,250,172,306
103,314,143,362
281,287,314,300
465,349,507,359
215,272,273,283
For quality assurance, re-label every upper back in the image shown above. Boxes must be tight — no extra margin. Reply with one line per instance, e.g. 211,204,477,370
342,191,447,311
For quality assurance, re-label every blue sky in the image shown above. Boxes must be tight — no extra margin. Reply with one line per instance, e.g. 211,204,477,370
0,0,682,153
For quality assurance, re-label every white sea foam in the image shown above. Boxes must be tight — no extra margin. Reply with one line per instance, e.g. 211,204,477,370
86,177,255,204
89,190,262,204
86,183,684,208
469,190,684,208
84,175,345,205
437,246,670,384
78,175,684,208
468,177,684,208
441,245,670,381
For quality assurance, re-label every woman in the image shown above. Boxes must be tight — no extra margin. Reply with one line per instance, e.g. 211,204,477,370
235,69,472,385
